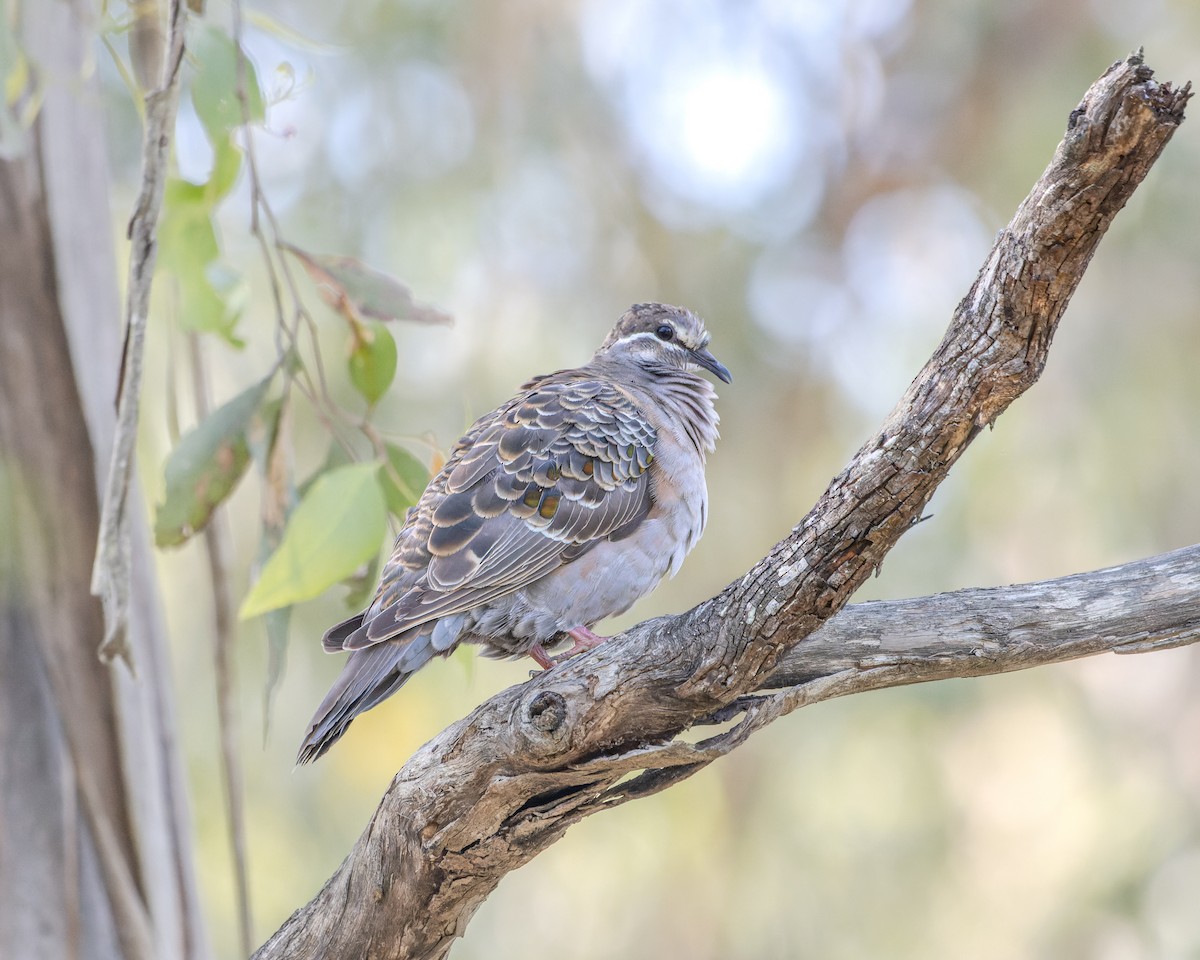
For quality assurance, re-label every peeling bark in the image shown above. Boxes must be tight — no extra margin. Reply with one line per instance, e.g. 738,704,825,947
255,53,1192,960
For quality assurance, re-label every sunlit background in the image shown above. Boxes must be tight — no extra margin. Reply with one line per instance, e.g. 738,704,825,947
100,0,1200,956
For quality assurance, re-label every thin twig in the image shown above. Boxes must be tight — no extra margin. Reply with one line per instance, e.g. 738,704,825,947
91,0,187,665
188,334,255,959
230,0,365,457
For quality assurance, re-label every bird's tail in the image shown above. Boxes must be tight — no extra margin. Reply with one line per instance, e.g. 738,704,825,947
296,634,436,764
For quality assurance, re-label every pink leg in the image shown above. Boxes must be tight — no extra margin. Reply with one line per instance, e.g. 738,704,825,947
528,643,556,670
560,625,609,659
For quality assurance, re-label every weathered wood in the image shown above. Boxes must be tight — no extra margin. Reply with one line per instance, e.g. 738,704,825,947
694,542,1200,754
767,543,1200,692
255,53,1191,960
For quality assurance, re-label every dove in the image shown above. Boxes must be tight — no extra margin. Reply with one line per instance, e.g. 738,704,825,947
298,302,730,762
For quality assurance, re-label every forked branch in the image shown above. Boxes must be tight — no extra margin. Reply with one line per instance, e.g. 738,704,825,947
256,52,1192,960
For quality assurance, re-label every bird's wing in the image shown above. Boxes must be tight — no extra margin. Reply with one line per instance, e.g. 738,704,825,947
333,376,658,651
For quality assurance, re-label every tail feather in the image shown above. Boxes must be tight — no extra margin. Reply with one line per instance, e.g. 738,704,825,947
322,612,367,652
297,636,436,764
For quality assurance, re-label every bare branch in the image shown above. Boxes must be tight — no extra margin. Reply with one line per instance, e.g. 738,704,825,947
456,542,1200,821
765,543,1200,690
91,0,187,665
255,53,1191,960
188,336,255,956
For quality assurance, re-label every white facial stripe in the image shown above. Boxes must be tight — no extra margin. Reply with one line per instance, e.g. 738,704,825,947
616,329,708,351
619,331,664,346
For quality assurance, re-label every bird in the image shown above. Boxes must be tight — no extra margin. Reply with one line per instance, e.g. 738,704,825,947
297,302,731,763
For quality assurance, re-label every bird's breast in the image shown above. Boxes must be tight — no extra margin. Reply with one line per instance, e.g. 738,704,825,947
644,434,709,577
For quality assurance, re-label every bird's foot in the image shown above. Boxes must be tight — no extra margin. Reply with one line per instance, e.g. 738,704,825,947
558,625,609,660
528,643,556,671
527,627,609,675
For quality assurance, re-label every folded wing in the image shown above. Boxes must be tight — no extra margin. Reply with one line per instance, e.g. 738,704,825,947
324,376,658,653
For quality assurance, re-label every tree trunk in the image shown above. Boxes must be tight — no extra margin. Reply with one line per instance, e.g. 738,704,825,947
0,2,206,958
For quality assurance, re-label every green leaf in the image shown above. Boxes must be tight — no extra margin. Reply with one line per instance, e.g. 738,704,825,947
239,463,387,618
160,178,219,269
189,22,265,143
283,243,453,327
348,322,398,405
154,376,275,547
299,441,352,500
207,136,243,202
159,178,244,342
175,271,223,328
181,265,244,341
378,443,432,517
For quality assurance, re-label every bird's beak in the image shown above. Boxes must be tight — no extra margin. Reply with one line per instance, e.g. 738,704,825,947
690,347,733,384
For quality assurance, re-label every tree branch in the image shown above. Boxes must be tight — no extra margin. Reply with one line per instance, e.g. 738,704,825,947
188,335,255,957
256,53,1191,959
91,0,187,666
763,543,1200,692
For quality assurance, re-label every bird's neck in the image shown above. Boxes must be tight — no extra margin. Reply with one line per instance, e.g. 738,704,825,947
604,360,720,459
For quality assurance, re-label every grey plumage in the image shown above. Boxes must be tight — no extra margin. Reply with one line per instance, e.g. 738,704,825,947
297,302,730,763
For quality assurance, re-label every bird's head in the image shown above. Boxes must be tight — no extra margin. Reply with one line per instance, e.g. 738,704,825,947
596,302,732,384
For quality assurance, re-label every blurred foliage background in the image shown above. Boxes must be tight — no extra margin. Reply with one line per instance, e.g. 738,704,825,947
95,0,1200,956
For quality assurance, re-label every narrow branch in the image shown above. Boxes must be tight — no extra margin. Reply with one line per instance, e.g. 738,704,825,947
230,0,371,465
256,53,1191,960
595,540,1200,811
188,336,255,957
545,543,1200,814
763,542,1200,691
91,0,187,665
623,543,1200,802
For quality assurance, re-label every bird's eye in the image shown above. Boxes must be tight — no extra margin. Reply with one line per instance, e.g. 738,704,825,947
655,324,675,341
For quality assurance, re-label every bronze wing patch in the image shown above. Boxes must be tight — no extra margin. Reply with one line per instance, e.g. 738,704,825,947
340,377,657,650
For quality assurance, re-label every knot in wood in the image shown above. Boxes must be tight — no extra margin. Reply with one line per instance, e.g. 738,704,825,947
525,691,566,734
516,689,574,760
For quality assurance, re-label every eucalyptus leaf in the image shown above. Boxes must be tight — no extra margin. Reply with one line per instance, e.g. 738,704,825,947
154,376,275,547
283,243,452,327
160,178,219,269
207,136,243,202
190,22,265,142
159,177,243,342
299,441,353,500
378,443,432,517
239,463,387,619
246,397,284,475
348,322,398,405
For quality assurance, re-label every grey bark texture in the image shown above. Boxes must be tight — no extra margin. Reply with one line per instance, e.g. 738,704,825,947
255,53,1194,960
0,2,206,959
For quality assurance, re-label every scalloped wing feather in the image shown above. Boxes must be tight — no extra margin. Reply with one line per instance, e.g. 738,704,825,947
332,375,657,651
